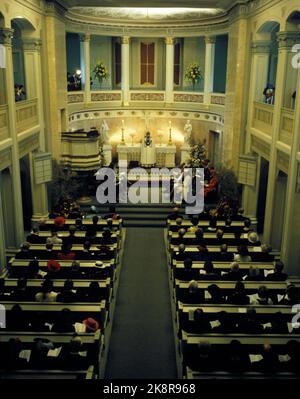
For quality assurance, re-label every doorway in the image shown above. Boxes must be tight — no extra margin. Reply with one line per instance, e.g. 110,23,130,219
256,157,269,234
208,130,222,166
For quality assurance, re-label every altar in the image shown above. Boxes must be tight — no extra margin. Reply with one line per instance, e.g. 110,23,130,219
117,143,176,168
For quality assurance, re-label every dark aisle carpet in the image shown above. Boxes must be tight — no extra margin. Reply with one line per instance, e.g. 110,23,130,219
105,228,177,379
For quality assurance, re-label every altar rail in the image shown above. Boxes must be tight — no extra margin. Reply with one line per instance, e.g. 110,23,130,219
15,98,39,134
252,101,273,136
0,104,9,142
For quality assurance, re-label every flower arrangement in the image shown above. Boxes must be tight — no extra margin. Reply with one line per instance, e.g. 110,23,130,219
184,63,203,88
188,141,207,168
93,61,109,84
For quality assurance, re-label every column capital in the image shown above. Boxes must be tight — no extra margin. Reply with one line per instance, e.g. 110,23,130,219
251,40,272,54
80,33,90,42
165,37,174,45
205,36,216,45
277,31,300,50
22,38,42,51
0,28,14,46
121,36,130,45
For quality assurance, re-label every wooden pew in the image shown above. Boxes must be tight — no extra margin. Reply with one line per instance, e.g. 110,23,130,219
1,278,112,302
9,259,116,280
39,219,122,232
29,231,120,245
0,366,95,379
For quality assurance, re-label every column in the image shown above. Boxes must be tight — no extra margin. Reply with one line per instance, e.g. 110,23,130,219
165,37,174,104
0,28,24,246
22,38,48,219
80,33,91,103
204,36,216,104
0,175,6,271
263,32,298,243
121,36,130,106
242,41,271,217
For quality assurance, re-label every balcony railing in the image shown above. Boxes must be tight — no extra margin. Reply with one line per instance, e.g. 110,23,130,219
210,93,225,106
91,90,122,102
15,98,39,134
0,104,9,141
252,101,274,136
174,91,203,104
130,91,165,102
67,92,84,104
279,107,294,146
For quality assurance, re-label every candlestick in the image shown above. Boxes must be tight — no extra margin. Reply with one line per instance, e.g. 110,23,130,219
121,127,125,145
169,120,172,128
168,126,172,145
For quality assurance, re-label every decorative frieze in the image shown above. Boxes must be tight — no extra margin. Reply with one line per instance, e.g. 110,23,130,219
211,95,225,105
91,92,121,102
174,93,204,103
130,93,165,101
67,93,84,103
251,40,272,54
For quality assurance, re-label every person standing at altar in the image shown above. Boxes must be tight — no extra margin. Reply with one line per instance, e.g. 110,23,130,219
140,131,156,167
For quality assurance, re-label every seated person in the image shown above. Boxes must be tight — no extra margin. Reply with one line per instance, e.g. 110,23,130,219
103,205,120,220
194,244,210,262
199,260,220,280
179,258,194,281
57,243,76,261
259,244,274,261
226,340,251,372
265,261,288,281
251,344,280,373
70,260,83,279
174,244,187,261
68,205,82,219
40,242,56,260
176,228,186,245
47,259,61,277
247,231,260,246
54,215,66,230
193,308,212,334
243,218,252,232
75,218,85,231
238,308,264,334
85,281,103,302
102,228,113,245
56,280,78,302
264,311,288,334
52,308,75,333
194,227,204,245
81,241,93,260
46,231,62,245
85,215,99,240
58,335,90,370
26,226,40,244
279,284,299,306
282,341,300,372
204,168,218,200
15,242,33,259
175,217,183,227
35,279,58,302
10,278,30,301
234,245,252,262
207,217,217,232
250,285,273,305
222,262,243,281
218,244,234,262
63,225,77,246
27,259,41,279
212,311,236,333
227,281,250,305
245,265,263,281
206,284,225,304
6,304,29,331
188,217,199,233
216,229,224,241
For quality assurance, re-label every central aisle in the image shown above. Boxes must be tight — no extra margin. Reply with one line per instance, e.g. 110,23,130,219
105,227,177,379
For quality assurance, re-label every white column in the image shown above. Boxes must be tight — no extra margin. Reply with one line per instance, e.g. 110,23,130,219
80,33,91,103
263,33,295,244
251,41,271,102
23,41,36,99
204,36,216,104
0,28,24,247
165,37,174,104
121,36,130,106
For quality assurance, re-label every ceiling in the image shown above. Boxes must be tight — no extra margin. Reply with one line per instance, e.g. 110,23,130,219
60,0,243,11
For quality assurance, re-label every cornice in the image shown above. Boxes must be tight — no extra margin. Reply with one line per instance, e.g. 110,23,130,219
0,28,14,46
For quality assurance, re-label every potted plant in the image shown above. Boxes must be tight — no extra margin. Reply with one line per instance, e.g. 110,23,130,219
184,63,203,90
215,165,241,208
93,61,109,88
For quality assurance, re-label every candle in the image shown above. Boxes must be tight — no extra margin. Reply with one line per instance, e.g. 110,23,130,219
169,120,172,128
122,120,125,128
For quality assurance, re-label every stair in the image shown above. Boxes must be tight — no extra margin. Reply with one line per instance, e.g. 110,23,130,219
81,201,183,227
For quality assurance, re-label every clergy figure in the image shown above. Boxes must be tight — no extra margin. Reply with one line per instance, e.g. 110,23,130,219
140,131,156,167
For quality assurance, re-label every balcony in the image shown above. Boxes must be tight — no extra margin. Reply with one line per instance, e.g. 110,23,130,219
15,98,39,134
0,104,9,142
252,101,274,136
279,107,294,147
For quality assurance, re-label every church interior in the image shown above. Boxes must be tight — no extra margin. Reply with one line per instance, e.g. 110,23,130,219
1,0,300,383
